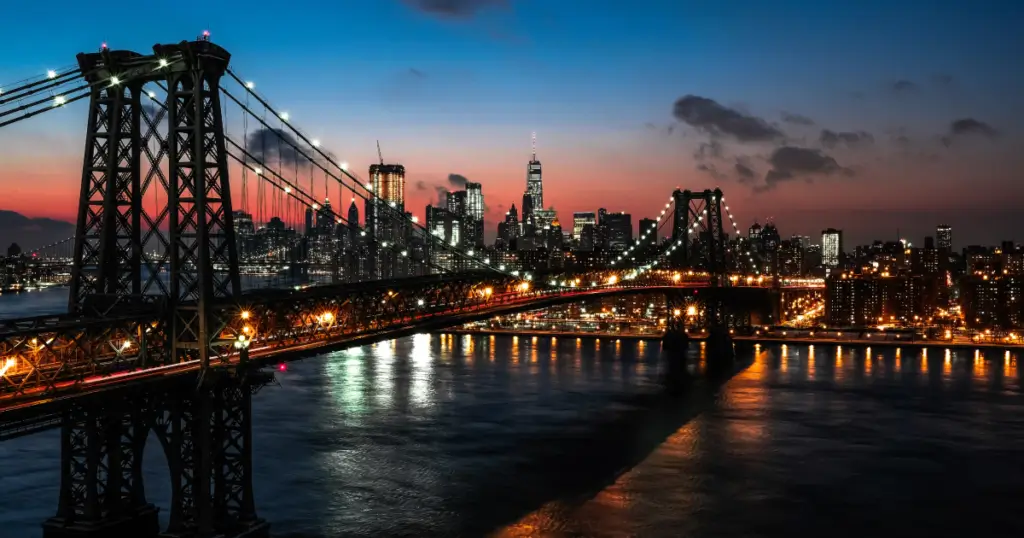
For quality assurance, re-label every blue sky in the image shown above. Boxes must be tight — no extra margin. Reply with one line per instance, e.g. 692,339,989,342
1,0,1023,245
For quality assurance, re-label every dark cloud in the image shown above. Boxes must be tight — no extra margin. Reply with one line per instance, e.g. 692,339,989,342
408,68,427,78
951,118,998,137
415,180,428,191
434,186,449,206
401,0,508,18
735,162,756,180
245,128,314,167
820,129,875,149
696,164,728,182
780,112,815,126
932,74,954,87
448,174,470,188
693,140,724,160
758,146,850,192
892,80,918,93
942,118,999,146
672,95,784,142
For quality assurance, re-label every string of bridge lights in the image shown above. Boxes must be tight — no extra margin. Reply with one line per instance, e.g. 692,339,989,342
223,70,516,279
720,197,762,274
137,74,507,281
611,194,676,267
623,208,708,280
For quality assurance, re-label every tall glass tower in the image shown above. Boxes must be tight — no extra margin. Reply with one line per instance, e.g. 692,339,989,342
523,132,543,221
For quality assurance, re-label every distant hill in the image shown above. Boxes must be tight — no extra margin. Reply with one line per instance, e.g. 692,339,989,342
0,210,75,253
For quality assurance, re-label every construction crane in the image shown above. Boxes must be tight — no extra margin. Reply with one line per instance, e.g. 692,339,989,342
377,140,384,166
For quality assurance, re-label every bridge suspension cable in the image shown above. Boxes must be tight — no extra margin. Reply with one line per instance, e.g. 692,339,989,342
0,67,81,108
217,75,519,278
623,206,710,280
720,197,766,274
611,194,677,267
223,140,478,276
0,56,183,129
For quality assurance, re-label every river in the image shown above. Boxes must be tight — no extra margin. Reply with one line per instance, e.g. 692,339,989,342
1,288,1023,537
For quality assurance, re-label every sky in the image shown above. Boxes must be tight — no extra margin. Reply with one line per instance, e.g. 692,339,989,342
1,0,1023,248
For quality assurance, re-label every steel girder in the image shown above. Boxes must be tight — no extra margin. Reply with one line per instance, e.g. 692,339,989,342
671,188,728,276
226,273,529,357
68,50,147,315
47,392,154,534
158,40,241,370
0,312,166,400
154,373,266,537
40,372,267,538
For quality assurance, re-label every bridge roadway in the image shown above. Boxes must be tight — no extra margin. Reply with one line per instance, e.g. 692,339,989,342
0,276,794,434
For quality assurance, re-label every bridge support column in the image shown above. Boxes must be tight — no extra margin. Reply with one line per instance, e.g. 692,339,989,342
662,293,692,388
162,372,269,538
43,398,158,538
704,324,735,375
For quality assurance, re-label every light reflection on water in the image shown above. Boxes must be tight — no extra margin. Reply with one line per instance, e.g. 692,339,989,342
1,288,1023,537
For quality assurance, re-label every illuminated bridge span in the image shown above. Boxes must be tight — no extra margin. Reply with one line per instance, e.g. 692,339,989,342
0,37,818,538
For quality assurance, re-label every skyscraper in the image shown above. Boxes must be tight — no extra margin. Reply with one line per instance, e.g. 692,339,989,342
465,183,484,221
465,183,484,248
366,163,405,240
523,133,543,223
497,204,520,250
604,212,633,251
370,164,405,206
573,212,597,240
937,224,952,250
446,190,467,216
304,207,314,236
316,198,334,233
822,228,843,268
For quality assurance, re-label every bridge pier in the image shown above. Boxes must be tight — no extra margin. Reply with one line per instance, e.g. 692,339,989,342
160,372,270,538
43,396,159,538
704,324,735,375
42,371,270,538
662,293,692,388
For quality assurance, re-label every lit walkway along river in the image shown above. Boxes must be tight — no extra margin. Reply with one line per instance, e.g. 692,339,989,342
1,288,1023,536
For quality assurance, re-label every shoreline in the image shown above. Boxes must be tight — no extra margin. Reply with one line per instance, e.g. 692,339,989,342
445,328,1024,353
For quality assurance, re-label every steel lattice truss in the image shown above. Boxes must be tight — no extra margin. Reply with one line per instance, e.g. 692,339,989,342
671,188,728,276
37,373,267,536
0,310,166,399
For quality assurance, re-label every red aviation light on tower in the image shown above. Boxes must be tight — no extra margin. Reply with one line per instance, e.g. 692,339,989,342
100,42,108,50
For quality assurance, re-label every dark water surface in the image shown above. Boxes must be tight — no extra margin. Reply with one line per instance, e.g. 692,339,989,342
1,289,1023,537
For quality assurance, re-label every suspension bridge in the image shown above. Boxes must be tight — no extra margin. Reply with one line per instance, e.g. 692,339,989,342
0,36,819,538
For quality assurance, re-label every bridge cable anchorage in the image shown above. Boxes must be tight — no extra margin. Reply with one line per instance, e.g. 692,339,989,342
219,72,525,282
611,193,677,268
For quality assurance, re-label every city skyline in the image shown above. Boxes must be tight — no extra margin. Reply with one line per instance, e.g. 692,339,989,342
1,0,1023,247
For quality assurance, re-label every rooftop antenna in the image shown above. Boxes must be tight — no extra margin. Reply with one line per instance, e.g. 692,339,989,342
376,140,384,166
531,131,537,161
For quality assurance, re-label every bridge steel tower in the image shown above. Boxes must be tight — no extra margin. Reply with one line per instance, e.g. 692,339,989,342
68,50,149,314
664,188,735,374
670,188,728,278
47,39,267,538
